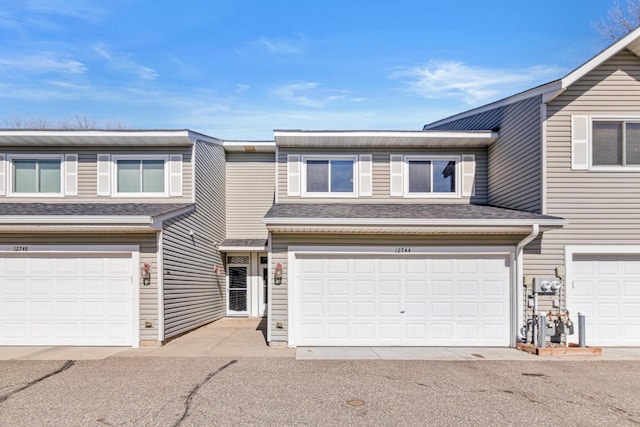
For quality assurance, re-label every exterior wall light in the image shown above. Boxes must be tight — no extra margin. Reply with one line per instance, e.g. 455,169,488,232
142,263,151,286
274,262,283,286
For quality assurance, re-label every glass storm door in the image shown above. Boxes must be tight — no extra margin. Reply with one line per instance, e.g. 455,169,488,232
259,256,268,317
228,265,248,315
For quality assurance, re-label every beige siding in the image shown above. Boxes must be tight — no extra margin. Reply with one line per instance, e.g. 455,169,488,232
162,142,226,339
226,152,275,239
0,233,159,342
426,96,543,213
0,146,193,203
269,233,521,343
526,49,640,278
277,148,488,205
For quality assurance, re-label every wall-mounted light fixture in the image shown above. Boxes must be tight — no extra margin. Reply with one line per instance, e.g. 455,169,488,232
142,263,151,286
274,262,283,286
214,265,222,275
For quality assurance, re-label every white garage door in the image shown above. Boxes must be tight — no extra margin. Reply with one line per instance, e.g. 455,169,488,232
569,254,640,346
295,254,511,346
0,252,134,346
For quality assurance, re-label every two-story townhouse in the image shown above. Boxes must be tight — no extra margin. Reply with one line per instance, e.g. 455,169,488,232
263,131,565,348
0,130,226,347
424,26,640,347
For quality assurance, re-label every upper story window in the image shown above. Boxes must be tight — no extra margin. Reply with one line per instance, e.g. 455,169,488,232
592,120,640,166
9,155,63,196
112,155,168,197
303,156,357,196
404,156,459,197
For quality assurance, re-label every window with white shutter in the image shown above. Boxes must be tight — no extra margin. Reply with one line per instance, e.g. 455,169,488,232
571,115,589,170
389,154,403,196
97,154,111,196
65,154,78,196
169,154,183,196
359,154,372,196
287,154,301,196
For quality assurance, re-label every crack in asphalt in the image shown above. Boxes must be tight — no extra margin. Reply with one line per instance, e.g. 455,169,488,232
172,359,237,427
0,360,75,404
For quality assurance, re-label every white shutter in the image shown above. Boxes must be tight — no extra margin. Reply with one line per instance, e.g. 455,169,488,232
571,115,590,170
390,154,403,196
0,154,5,196
461,155,476,197
359,154,372,196
64,154,78,196
287,154,301,196
169,154,183,196
97,154,111,196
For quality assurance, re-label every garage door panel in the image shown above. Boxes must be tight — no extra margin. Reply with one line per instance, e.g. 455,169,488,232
570,253,640,346
296,253,511,346
0,252,134,346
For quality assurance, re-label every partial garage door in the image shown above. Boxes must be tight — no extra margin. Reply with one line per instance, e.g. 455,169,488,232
569,254,640,346
295,253,511,346
0,252,134,346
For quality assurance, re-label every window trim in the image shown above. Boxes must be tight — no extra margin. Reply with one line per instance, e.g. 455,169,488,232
589,116,640,172
7,153,64,198
403,155,461,198
111,154,169,197
301,155,358,197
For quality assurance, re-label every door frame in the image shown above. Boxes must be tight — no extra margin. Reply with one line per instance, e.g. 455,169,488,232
258,254,269,317
227,261,250,316
286,245,515,348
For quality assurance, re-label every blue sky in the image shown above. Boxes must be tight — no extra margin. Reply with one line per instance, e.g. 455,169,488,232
0,1,622,139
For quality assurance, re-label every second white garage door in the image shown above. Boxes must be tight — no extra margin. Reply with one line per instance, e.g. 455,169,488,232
294,253,511,346
0,252,135,346
569,253,640,346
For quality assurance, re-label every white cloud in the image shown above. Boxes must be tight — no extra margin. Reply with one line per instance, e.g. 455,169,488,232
0,52,86,74
235,83,251,93
93,44,158,80
254,35,306,55
272,81,348,108
391,61,565,105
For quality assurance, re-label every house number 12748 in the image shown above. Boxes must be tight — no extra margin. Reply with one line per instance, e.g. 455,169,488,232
13,246,28,252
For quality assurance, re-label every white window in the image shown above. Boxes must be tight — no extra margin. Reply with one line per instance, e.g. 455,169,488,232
592,120,640,166
302,156,357,196
8,154,64,196
404,156,459,197
112,155,168,197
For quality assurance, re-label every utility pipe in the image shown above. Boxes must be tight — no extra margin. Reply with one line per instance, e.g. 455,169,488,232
515,224,540,345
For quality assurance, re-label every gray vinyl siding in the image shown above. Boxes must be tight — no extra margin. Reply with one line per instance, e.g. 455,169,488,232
226,152,275,239
525,49,640,278
269,233,521,343
426,96,543,213
277,147,488,204
0,146,193,203
0,233,159,342
162,141,226,340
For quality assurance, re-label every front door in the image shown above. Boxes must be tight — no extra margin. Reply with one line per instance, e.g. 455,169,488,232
228,264,248,315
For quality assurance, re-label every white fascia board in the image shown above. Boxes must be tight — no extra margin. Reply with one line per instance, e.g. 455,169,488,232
561,26,640,89
0,129,191,138
222,140,276,152
150,205,196,229
263,217,568,227
218,245,268,252
0,215,152,225
274,130,496,139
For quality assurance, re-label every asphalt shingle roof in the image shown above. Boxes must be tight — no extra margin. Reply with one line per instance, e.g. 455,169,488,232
220,239,268,247
0,203,194,217
264,203,563,221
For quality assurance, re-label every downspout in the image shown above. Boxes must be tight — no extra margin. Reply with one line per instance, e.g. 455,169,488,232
514,224,539,346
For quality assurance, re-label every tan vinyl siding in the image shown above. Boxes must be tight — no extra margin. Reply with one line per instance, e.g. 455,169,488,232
0,146,193,203
226,152,275,239
162,142,226,340
277,147,488,205
526,49,640,278
426,96,543,213
269,233,521,343
0,233,159,342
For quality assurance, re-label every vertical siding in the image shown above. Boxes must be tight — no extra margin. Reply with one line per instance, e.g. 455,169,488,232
0,233,159,342
426,96,543,213
526,50,640,278
276,147,488,205
162,142,226,339
269,233,520,343
0,146,193,203
226,152,275,239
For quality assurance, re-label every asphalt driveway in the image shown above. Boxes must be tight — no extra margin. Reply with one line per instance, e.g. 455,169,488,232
1,357,639,426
